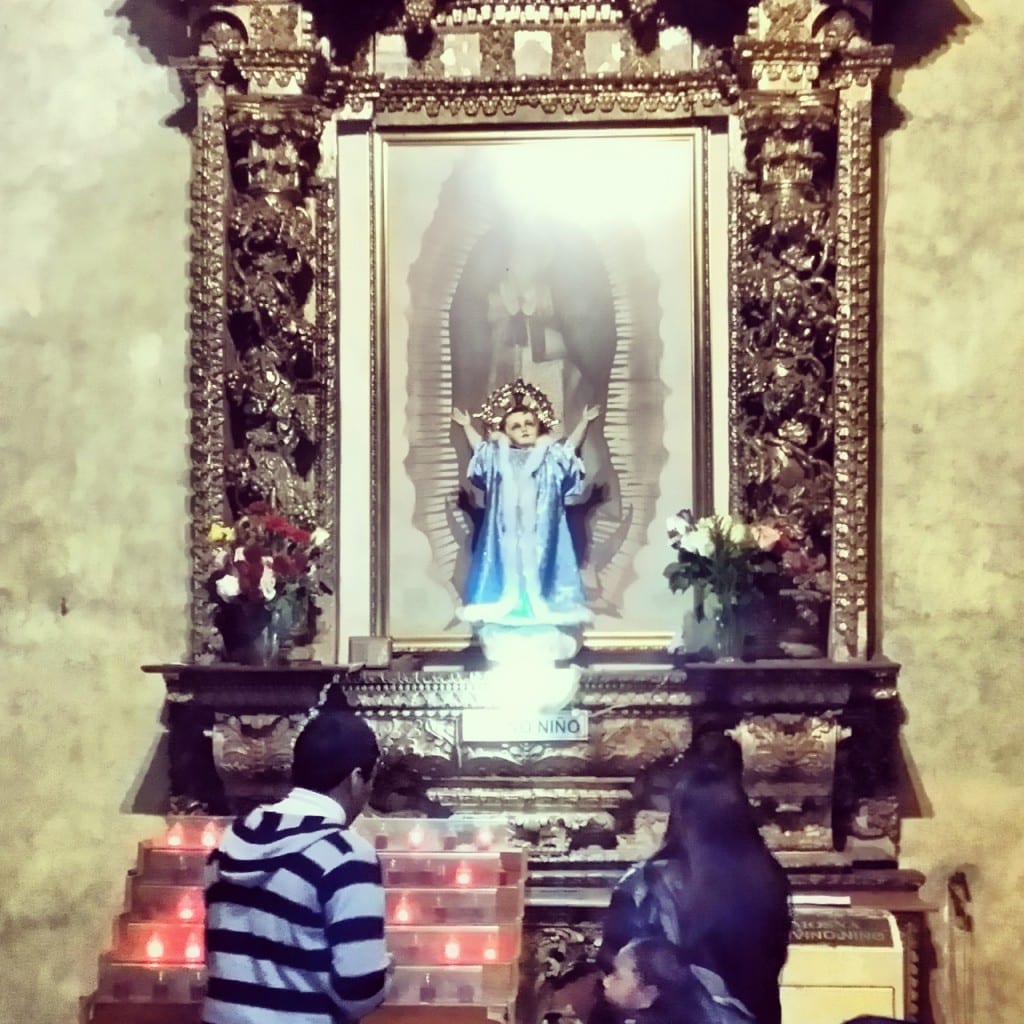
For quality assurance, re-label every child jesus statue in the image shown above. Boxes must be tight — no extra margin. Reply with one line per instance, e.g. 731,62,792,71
452,378,600,631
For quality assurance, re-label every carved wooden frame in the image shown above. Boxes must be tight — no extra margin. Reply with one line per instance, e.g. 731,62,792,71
176,0,891,663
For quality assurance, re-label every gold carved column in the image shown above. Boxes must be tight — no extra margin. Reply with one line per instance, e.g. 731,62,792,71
177,1,337,660
729,1,891,660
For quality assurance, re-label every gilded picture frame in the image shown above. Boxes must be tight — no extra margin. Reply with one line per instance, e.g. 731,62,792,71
354,127,725,651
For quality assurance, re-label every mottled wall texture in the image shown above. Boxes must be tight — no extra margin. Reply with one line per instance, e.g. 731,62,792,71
0,1,1020,1023
0,1,191,1021
879,2,1024,1021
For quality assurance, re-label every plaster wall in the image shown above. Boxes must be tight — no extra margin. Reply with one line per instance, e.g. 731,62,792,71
879,3,1024,1021
0,2,1021,1024
0,2,191,1021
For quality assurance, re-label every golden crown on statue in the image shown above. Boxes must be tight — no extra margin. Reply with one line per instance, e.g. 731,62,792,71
476,378,559,433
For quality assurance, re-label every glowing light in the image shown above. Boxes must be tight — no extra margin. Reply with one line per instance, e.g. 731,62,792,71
486,134,692,237
165,823,184,848
477,630,582,713
145,934,165,960
200,822,220,849
394,897,412,924
484,946,498,962
454,864,473,887
475,827,494,850
407,825,425,849
444,937,461,961
177,896,198,922
184,934,203,961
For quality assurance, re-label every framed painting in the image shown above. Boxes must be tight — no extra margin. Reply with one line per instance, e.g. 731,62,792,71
340,126,729,652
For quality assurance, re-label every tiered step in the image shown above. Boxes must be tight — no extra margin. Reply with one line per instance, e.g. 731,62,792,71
364,818,525,1022
88,818,226,1024
87,816,526,1024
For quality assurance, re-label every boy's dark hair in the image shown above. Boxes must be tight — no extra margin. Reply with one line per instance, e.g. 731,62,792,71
628,937,690,994
291,711,379,793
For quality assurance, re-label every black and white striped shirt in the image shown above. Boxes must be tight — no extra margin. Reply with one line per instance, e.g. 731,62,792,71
203,788,389,1024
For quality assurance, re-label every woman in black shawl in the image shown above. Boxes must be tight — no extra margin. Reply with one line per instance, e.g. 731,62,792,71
597,734,791,1024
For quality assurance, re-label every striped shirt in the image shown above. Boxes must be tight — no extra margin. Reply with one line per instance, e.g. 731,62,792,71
203,788,389,1024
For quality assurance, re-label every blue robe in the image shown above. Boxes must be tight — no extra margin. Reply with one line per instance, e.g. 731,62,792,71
460,435,590,626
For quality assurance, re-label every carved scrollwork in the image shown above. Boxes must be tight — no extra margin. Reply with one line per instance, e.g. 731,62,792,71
525,922,603,979
729,711,850,851
369,714,459,771
730,712,849,789
222,100,328,525
194,11,248,56
732,91,838,651
211,712,304,784
848,794,900,844
189,109,231,659
250,2,301,50
761,0,813,42
591,715,692,772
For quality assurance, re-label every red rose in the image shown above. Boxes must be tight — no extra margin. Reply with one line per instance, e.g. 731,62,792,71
264,515,291,534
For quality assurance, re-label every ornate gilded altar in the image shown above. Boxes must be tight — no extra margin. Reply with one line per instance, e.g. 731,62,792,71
158,1,932,1020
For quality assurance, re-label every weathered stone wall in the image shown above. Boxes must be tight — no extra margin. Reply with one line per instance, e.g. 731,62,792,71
880,3,1024,1021
0,2,190,1021
0,1,1020,1022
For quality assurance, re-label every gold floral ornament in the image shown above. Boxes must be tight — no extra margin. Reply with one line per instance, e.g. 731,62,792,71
475,377,559,433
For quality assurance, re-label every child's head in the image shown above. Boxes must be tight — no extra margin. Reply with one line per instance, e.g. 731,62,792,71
501,405,547,448
602,939,687,1013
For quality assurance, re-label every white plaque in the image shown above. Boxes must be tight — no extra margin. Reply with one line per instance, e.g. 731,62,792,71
461,709,589,743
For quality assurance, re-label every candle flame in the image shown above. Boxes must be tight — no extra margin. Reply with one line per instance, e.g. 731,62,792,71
394,897,412,924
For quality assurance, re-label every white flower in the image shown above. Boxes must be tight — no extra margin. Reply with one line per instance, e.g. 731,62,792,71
259,566,277,602
213,549,228,570
310,526,329,548
215,574,241,600
666,514,691,541
727,518,750,545
676,526,715,559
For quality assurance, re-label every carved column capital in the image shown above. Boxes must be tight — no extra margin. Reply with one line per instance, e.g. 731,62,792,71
729,712,851,853
225,97,328,197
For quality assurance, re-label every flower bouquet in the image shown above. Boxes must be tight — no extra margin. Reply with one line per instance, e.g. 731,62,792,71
664,509,830,659
208,501,328,664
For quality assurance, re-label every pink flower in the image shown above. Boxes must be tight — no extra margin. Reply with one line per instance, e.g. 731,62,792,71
751,523,783,551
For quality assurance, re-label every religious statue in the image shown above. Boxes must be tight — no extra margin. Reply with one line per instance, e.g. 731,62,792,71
451,379,600,646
